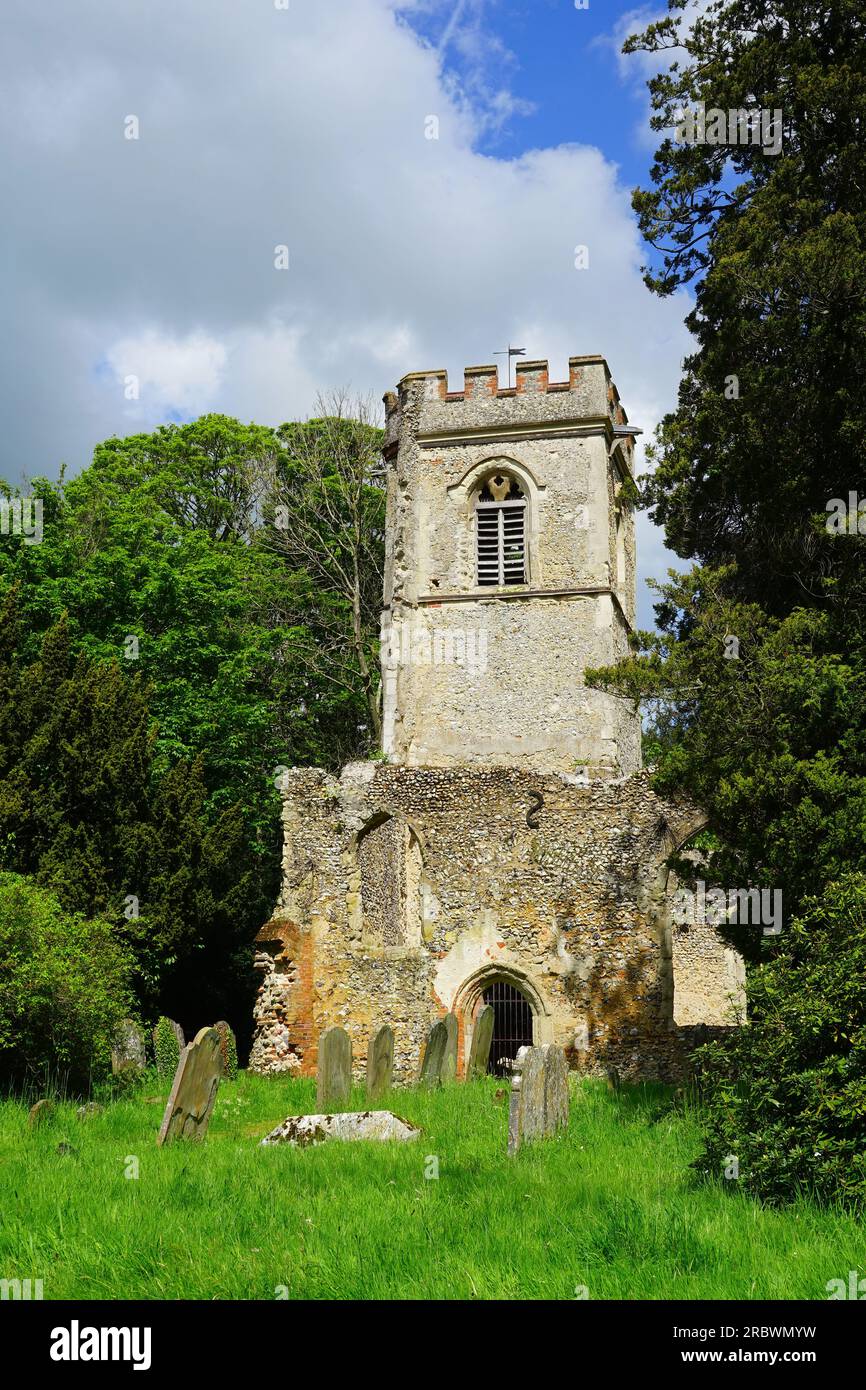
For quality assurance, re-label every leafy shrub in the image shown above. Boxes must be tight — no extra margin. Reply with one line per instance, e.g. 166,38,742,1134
696,873,866,1208
153,1017,183,1081
214,1021,238,1080
0,872,135,1093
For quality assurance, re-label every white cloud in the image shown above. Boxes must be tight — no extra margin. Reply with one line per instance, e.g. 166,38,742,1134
0,0,694,623
103,330,228,421
399,0,533,136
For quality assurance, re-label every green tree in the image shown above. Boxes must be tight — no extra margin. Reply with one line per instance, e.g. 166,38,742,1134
267,393,386,746
612,0,866,913
0,872,136,1092
624,0,866,608
695,874,866,1208
611,0,866,1203
0,408,387,1044
0,594,263,1025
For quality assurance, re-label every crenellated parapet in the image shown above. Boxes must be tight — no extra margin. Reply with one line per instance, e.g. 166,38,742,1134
387,356,635,457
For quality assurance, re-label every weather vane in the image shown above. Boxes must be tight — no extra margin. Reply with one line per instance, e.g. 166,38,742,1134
494,345,526,389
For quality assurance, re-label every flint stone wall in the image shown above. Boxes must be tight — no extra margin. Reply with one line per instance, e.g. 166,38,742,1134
249,762,743,1083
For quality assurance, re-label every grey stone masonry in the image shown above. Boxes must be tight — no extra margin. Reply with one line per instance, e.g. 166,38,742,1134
380,357,641,777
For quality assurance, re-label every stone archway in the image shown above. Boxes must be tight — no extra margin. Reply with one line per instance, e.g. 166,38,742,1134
453,964,552,1076
482,979,534,1075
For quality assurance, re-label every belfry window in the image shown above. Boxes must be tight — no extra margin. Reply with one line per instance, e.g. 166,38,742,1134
475,474,527,586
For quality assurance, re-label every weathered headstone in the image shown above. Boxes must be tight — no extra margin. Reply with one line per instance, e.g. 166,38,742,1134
152,1017,185,1080
261,1110,420,1147
111,1018,146,1075
441,1012,458,1083
507,1045,546,1154
419,1019,448,1087
366,1025,394,1100
542,1044,569,1135
466,1004,495,1080
518,1045,546,1143
28,1098,56,1129
214,1020,238,1080
76,1102,104,1122
316,1026,352,1111
156,1026,222,1146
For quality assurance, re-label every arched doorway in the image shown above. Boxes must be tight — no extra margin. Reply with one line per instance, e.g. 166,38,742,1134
483,980,534,1075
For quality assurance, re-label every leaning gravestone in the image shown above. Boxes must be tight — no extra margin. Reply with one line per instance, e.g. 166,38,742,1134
542,1044,569,1135
507,1045,546,1154
157,1026,222,1146
441,1013,459,1083
366,1025,394,1101
419,1019,448,1087
466,1004,494,1080
111,1018,146,1075
316,1026,352,1111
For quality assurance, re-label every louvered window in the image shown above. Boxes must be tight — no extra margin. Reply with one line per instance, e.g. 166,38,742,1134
476,474,526,586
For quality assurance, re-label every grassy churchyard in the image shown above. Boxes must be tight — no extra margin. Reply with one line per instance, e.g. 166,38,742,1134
2,1073,861,1301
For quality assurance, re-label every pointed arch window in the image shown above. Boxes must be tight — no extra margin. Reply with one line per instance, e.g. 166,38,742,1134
475,473,527,586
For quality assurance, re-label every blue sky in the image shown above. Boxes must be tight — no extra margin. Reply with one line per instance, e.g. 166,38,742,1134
402,0,655,183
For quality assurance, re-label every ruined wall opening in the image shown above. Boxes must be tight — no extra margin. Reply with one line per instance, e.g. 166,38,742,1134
656,825,747,1028
357,812,424,948
483,980,534,1075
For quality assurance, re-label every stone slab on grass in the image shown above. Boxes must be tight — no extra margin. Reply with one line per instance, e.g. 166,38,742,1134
260,1110,421,1148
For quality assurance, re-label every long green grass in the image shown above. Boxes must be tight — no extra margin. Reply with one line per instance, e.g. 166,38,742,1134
1,1072,862,1300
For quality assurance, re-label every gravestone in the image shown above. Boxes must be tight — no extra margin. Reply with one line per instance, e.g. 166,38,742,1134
28,1099,56,1129
156,1026,222,1146
152,1017,185,1081
261,1110,420,1147
441,1012,458,1083
153,1017,184,1051
366,1025,394,1101
419,1020,448,1087
316,1026,352,1111
214,1020,238,1080
111,1018,146,1075
466,1005,494,1080
542,1044,569,1135
76,1102,103,1122
507,1045,546,1154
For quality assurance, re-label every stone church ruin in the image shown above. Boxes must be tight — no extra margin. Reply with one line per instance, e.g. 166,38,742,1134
250,355,744,1082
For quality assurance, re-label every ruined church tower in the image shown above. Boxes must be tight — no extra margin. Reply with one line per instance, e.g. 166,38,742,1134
379,356,640,777
249,357,743,1083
